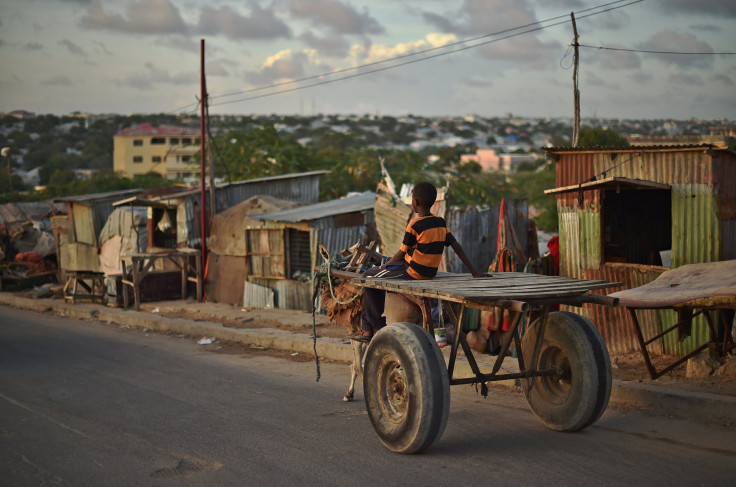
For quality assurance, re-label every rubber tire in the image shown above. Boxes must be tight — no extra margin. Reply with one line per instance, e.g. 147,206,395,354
363,322,450,454
521,311,612,432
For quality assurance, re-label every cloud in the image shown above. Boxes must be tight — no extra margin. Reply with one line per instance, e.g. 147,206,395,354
94,41,112,55
586,44,641,70
300,31,351,57
690,24,722,32
639,30,714,69
629,72,654,85
421,0,561,68
79,0,187,34
422,0,537,37
709,73,733,86
290,0,384,35
586,73,619,89
459,75,494,88
58,39,87,56
24,42,44,51
247,49,305,84
196,4,292,40
207,60,232,77
120,62,197,91
658,0,736,18
42,75,73,86
669,72,703,85
583,11,630,31
157,35,199,52
348,33,457,65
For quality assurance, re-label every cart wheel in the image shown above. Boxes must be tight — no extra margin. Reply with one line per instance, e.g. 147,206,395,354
521,311,612,432
363,322,450,454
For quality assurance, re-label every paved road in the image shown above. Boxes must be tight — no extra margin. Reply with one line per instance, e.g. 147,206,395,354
1,306,734,486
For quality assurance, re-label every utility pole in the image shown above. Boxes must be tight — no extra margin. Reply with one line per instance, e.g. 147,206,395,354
199,39,208,273
571,12,580,148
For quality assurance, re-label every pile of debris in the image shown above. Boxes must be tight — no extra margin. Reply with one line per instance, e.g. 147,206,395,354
0,201,63,291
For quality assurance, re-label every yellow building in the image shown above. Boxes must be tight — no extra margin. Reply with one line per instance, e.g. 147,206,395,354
113,123,200,179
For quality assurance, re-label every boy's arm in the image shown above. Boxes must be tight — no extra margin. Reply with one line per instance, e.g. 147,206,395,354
450,241,490,278
385,249,406,265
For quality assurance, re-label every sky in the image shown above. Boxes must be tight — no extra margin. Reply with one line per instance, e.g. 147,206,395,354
1,0,734,120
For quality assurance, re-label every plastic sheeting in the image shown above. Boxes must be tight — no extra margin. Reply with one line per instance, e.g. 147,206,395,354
98,207,147,276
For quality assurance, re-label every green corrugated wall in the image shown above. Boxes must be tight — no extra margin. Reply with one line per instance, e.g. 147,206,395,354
671,183,721,268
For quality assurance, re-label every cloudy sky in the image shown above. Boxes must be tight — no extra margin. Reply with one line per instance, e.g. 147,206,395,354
1,0,734,119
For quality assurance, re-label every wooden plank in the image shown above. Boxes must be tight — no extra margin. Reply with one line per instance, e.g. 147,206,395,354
343,272,617,304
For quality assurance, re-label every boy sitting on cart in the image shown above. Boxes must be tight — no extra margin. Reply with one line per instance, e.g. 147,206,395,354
350,181,487,342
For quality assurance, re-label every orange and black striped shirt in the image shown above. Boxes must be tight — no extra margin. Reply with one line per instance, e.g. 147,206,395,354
400,215,456,280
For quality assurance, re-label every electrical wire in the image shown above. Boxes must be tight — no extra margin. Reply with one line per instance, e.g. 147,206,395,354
578,44,736,55
209,0,645,108
210,0,636,102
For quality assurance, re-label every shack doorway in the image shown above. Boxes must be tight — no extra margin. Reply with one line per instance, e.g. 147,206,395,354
603,189,671,266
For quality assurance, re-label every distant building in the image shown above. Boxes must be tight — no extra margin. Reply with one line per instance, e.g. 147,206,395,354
461,148,535,172
113,123,200,179
627,134,727,148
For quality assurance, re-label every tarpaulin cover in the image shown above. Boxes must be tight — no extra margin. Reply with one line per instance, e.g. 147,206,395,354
98,207,147,276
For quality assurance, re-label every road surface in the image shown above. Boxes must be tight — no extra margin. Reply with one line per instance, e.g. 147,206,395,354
1,305,734,485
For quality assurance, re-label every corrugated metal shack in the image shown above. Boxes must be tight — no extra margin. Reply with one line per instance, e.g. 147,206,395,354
159,171,329,248
445,200,529,273
545,144,736,355
53,189,143,273
373,182,529,273
245,191,376,311
206,195,299,306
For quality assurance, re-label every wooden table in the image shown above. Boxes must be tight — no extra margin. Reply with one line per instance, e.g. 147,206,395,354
610,260,736,379
121,249,202,311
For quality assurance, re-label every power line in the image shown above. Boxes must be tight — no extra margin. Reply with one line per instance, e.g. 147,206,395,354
210,0,637,102
211,0,645,108
578,44,736,55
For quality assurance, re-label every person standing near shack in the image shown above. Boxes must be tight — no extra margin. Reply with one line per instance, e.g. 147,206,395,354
351,181,488,342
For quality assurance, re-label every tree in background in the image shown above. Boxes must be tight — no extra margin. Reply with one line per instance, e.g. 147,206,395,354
577,127,629,147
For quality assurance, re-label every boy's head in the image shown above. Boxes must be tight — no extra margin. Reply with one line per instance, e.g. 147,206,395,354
412,182,437,209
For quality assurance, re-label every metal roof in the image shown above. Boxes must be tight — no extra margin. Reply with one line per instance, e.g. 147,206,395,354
114,123,199,137
546,144,719,154
53,188,142,203
112,196,176,209
161,171,330,199
253,191,375,223
544,176,671,195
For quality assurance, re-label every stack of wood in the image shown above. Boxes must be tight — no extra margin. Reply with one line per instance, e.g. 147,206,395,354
319,241,384,332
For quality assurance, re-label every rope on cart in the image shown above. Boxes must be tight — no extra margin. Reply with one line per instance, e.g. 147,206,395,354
311,278,322,382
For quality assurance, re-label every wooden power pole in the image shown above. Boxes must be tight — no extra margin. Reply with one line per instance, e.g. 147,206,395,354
199,39,208,270
571,12,580,148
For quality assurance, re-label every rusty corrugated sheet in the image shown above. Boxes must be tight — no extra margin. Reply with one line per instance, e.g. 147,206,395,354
723,219,736,260
445,200,529,273
551,146,736,357
552,147,725,189
243,280,274,309
248,277,312,311
558,207,581,279
579,264,666,355
671,184,720,267
374,187,412,255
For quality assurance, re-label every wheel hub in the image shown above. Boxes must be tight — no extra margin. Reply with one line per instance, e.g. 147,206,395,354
377,355,409,420
538,346,572,403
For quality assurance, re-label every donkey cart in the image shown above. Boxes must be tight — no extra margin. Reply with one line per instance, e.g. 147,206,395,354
330,270,620,454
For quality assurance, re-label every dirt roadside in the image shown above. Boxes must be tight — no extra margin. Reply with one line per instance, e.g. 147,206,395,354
147,303,736,398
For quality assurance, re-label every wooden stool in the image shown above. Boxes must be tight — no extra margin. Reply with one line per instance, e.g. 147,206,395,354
63,271,106,304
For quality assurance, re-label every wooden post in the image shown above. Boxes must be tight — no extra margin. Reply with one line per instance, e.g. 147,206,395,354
571,12,580,148
199,39,208,278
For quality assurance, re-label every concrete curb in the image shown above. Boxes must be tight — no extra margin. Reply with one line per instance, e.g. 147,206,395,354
2,293,734,425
